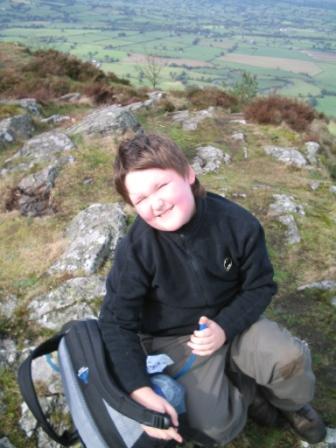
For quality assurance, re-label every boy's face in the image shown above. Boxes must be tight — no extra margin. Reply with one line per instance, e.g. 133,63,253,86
125,167,196,231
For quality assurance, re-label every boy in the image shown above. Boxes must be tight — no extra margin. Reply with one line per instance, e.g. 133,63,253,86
99,133,326,446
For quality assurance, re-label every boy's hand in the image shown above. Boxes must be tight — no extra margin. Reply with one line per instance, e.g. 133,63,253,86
130,386,183,443
187,316,226,356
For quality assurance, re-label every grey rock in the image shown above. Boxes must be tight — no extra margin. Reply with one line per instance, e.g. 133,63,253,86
32,354,63,394
40,114,71,124
49,203,126,274
68,105,141,136
300,427,336,447
58,92,81,102
298,280,336,291
278,214,301,244
0,98,41,115
330,186,336,194
28,276,106,330
230,118,247,125
305,141,320,165
268,194,305,217
0,338,17,368
309,180,321,191
192,145,231,175
264,146,307,168
243,146,248,159
19,402,38,437
0,437,16,448
126,90,165,112
172,107,214,131
0,295,17,319
8,165,60,217
0,114,34,146
231,132,245,142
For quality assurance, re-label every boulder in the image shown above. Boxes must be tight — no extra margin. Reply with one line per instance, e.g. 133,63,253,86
298,280,336,291
28,276,106,330
172,107,215,131
6,165,59,217
0,437,16,448
304,141,320,165
231,132,245,142
268,194,305,217
277,214,301,245
300,427,336,448
49,203,126,274
0,338,17,368
0,98,41,115
264,146,307,168
0,114,34,147
192,145,231,175
67,105,141,136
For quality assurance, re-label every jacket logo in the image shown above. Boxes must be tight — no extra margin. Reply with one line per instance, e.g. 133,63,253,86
223,257,232,272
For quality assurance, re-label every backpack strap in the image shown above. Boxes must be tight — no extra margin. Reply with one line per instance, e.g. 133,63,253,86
17,331,79,446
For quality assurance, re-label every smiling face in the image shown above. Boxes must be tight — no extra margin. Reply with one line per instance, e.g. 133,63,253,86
125,167,196,231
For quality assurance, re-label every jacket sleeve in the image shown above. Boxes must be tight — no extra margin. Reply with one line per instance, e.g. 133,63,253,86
214,219,277,341
99,237,152,393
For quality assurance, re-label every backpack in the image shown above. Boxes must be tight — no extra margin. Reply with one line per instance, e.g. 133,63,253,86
17,319,173,448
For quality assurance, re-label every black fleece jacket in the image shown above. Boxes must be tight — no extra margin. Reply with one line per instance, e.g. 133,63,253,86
99,192,277,393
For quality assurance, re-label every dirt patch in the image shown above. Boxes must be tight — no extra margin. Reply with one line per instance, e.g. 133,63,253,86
126,53,213,68
302,50,336,63
220,53,321,75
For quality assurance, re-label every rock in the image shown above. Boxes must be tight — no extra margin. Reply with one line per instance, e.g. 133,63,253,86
0,98,41,115
126,91,165,112
0,114,34,147
57,92,81,102
6,165,60,217
231,132,245,142
49,203,126,275
0,295,17,319
19,402,37,437
264,146,307,168
300,427,336,447
0,338,17,368
268,194,305,217
28,276,106,330
0,437,16,448
32,354,63,394
305,141,320,165
277,214,301,244
309,180,321,191
67,105,141,136
330,186,336,194
172,107,215,131
230,119,247,125
40,114,71,124
298,280,336,291
192,145,231,175
243,146,248,159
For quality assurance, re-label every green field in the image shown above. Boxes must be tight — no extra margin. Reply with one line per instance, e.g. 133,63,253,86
0,0,336,116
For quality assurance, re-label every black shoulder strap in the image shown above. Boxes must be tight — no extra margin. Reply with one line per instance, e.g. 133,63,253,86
17,331,79,446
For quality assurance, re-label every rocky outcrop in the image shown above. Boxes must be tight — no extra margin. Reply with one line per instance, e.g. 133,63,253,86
0,114,34,147
264,146,307,168
49,203,126,274
2,131,75,176
28,276,106,330
68,105,141,136
304,141,320,165
6,165,59,216
192,145,231,175
268,194,305,244
0,98,41,116
172,107,215,131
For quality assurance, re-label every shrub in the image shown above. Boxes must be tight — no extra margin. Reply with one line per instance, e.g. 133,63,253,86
83,83,116,105
186,86,238,110
244,95,316,132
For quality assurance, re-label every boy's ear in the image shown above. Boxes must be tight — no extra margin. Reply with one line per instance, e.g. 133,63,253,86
187,165,196,185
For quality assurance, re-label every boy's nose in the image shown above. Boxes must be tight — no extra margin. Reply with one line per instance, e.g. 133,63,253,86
152,197,164,212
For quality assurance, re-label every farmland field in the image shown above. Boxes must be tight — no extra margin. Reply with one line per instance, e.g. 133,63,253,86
0,0,336,116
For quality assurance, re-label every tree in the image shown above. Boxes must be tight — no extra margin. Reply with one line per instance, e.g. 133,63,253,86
232,71,258,104
141,54,164,89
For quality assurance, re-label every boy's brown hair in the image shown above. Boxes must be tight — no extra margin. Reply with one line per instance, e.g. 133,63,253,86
114,133,205,205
